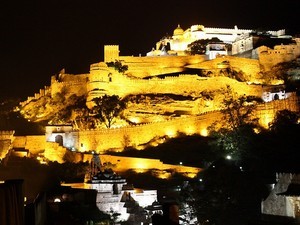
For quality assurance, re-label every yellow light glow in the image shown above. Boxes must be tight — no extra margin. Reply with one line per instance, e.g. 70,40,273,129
200,128,208,136
156,171,171,179
165,129,177,138
185,127,196,135
259,115,274,129
184,173,198,179
134,169,147,173
129,117,141,124
253,128,260,134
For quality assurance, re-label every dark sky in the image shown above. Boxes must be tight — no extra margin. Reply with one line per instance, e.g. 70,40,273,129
0,0,298,100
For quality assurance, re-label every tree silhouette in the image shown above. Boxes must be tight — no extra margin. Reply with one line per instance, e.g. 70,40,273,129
106,60,128,74
186,37,222,55
91,95,126,128
209,86,259,161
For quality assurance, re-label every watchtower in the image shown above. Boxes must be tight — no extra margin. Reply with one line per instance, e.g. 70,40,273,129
104,45,119,63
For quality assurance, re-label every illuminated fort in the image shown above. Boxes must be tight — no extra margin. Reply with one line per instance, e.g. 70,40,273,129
5,23,300,164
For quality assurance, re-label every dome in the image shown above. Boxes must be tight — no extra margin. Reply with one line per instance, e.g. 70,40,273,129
173,24,184,36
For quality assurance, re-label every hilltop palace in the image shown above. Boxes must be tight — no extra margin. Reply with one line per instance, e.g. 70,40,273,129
16,23,300,153
147,24,288,58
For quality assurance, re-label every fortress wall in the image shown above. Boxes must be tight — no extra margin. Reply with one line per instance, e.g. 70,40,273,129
76,111,222,153
51,80,88,97
102,73,263,99
12,135,45,154
24,136,45,154
12,136,27,148
259,53,297,71
199,56,261,79
20,86,51,107
77,94,298,154
56,73,89,82
258,44,300,71
118,55,208,77
0,130,15,140
0,130,15,159
255,93,299,127
97,154,201,175
44,142,67,163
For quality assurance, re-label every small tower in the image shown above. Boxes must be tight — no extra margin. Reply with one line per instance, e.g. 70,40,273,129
104,45,119,63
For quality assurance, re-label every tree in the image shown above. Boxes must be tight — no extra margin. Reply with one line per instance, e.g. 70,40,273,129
186,37,222,55
208,86,259,161
180,159,267,225
269,109,299,132
92,95,126,128
221,86,259,130
106,60,128,74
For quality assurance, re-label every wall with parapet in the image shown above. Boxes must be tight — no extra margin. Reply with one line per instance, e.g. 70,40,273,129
256,92,299,127
50,73,89,97
258,41,300,71
13,136,45,155
20,86,51,107
87,57,263,105
0,130,15,159
100,155,201,175
77,94,299,153
75,111,221,153
10,93,299,166
44,142,67,163
81,154,201,178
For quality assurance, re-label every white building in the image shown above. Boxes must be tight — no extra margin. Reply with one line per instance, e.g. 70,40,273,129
148,24,287,59
262,173,300,219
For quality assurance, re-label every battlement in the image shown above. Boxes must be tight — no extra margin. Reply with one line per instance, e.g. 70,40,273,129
0,130,15,140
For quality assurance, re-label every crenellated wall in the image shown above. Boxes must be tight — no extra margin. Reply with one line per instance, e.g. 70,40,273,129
258,41,300,71
20,86,51,107
75,111,222,153
0,130,15,159
74,95,299,153
98,154,201,176
13,135,45,155
50,73,89,97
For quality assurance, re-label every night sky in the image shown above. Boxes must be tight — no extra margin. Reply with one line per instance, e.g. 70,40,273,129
0,0,299,99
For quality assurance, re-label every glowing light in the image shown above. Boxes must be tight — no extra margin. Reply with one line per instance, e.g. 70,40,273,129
156,171,172,179
226,155,232,160
253,128,260,134
54,198,61,202
134,168,147,173
165,129,177,138
129,117,141,124
200,128,208,136
185,127,196,135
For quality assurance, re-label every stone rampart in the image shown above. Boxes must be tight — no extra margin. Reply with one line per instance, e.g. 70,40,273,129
258,43,300,71
79,93,298,153
0,130,15,140
75,111,222,153
12,135,45,155
118,54,208,78
100,155,201,175
51,78,88,97
0,130,15,159
20,86,51,107
256,92,299,127
88,70,263,100
44,142,67,163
